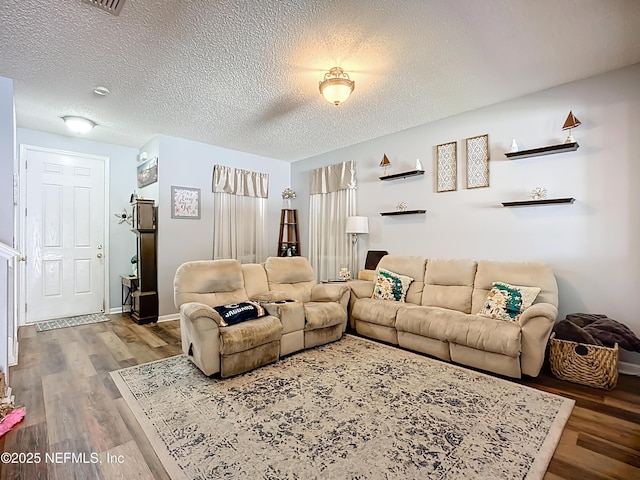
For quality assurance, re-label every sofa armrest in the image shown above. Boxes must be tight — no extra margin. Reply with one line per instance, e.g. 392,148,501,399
519,302,558,326
311,283,348,303
180,302,225,326
518,302,558,377
348,280,374,300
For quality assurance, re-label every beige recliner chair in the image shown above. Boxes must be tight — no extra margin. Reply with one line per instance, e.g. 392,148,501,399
174,259,282,377
263,257,349,349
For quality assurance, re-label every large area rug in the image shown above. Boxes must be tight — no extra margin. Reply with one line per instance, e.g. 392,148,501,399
111,335,574,479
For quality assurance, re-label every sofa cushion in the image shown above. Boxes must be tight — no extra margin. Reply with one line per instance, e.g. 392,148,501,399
241,263,270,299
174,259,248,308
472,261,558,313
303,302,346,331
372,268,413,302
264,257,316,303
376,255,426,305
422,258,477,313
219,316,283,355
396,306,470,342
447,315,521,357
477,282,541,322
352,298,412,328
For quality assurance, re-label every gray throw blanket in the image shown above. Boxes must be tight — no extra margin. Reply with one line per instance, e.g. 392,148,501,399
553,313,640,352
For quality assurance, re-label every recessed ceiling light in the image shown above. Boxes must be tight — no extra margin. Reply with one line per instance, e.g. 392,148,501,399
62,116,97,134
93,86,110,96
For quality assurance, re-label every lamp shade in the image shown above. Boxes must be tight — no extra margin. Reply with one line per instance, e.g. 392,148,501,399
346,216,369,234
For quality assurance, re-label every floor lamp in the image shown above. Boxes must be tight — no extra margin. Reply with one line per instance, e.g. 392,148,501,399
346,216,369,278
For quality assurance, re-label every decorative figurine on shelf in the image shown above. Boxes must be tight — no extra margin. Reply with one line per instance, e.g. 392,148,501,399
282,187,296,208
339,267,351,281
509,139,519,153
131,254,138,276
380,154,391,176
415,158,423,171
396,201,408,211
562,111,581,144
530,187,548,201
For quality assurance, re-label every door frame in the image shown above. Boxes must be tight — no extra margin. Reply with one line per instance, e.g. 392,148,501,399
18,144,111,326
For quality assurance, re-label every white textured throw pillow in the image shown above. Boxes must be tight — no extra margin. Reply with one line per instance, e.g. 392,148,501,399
477,281,541,322
372,268,414,302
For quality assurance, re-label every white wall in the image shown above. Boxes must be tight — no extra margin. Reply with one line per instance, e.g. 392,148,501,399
0,76,15,379
153,135,291,317
0,77,15,247
292,64,640,365
16,129,139,313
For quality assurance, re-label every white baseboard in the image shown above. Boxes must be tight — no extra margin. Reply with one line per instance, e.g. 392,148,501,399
108,307,177,324
107,308,176,323
619,361,640,377
158,313,179,323
109,306,130,315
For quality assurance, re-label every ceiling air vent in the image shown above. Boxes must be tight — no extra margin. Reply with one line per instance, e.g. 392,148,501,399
82,0,127,16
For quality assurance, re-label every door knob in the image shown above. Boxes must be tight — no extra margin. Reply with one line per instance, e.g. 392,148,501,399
97,253,103,258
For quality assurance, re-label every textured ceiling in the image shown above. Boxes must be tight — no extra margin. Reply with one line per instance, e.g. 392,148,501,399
1,0,639,162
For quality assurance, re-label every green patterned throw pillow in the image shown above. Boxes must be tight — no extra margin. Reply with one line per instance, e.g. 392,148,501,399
372,268,414,302
477,281,541,321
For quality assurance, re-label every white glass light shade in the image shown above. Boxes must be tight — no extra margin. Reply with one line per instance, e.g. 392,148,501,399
62,116,96,134
346,216,369,234
319,67,355,106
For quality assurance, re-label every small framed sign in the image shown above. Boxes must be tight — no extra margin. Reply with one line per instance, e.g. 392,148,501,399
171,186,201,219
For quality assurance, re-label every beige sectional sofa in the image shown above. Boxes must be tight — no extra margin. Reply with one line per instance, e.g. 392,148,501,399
174,256,349,377
349,255,559,378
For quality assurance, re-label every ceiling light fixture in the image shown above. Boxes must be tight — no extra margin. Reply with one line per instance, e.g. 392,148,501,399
319,67,355,106
62,116,97,134
93,86,110,96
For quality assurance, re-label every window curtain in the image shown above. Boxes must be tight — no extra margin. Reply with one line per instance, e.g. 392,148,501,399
213,165,269,263
308,161,357,281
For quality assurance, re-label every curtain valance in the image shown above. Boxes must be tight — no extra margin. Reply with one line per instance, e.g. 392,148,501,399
310,161,356,194
213,165,269,198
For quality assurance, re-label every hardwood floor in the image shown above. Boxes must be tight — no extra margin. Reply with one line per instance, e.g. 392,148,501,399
1,314,638,479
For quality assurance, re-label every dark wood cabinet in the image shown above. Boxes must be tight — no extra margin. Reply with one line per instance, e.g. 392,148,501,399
131,199,158,324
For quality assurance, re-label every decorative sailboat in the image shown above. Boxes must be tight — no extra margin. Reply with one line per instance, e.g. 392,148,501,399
562,111,581,144
379,154,391,176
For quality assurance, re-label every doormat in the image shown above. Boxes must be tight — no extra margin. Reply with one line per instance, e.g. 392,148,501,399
35,313,110,332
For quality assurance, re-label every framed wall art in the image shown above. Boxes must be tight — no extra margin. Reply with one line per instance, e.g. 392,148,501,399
466,134,490,189
436,141,457,192
137,156,158,188
171,186,201,219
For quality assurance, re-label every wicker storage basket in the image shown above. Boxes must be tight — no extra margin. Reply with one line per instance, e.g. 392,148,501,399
548,333,619,390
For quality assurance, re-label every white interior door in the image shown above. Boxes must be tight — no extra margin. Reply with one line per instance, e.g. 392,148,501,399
24,147,106,322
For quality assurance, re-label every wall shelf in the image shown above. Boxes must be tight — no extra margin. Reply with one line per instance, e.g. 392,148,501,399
379,169,425,181
505,142,579,160
501,197,575,207
380,209,426,216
